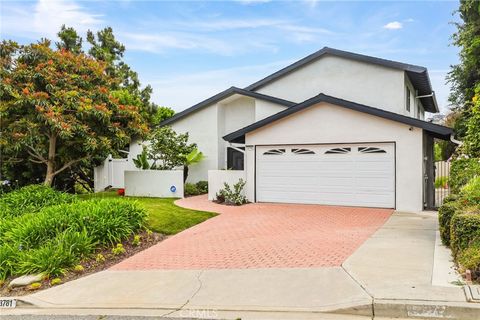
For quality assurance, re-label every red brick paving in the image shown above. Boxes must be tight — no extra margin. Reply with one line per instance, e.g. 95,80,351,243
112,195,392,270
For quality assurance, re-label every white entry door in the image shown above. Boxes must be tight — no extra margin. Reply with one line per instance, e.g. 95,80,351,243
256,143,395,208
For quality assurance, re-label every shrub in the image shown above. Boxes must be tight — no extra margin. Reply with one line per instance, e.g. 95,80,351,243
16,230,94,277
73,265,84,273
443,194,460,204
460,176,480,206
0,184,75,218
435,176,449,188
184,183,200,196
458,245,480,272
196,181,208,194
112,243,126,256
450,212,480,257
450,158,480,193
220,179,247,206
132,235,141,246
27,282,42,290
95,253,106,263
0,198,146,278
439,201,461,246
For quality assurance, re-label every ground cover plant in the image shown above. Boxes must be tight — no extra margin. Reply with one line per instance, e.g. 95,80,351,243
0,188,147,280
0,185,216,295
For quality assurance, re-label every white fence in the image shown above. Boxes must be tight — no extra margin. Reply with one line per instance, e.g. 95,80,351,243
125,170,184,198
208,170,246,200
94,155,137,192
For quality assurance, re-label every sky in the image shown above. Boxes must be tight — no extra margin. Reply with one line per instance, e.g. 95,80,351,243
0,0,461,114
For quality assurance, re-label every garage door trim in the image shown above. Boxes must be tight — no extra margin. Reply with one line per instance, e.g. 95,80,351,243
254,141,396,209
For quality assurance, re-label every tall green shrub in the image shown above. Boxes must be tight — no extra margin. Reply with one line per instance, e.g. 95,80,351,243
439,201,461,246
450,212,480,257
0,185,75,218
449,158,480,193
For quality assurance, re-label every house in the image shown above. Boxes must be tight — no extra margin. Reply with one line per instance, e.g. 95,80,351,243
127,47,454,212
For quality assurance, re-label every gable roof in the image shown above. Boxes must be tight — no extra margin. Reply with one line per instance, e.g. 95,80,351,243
245,47,439,113
223,93,453,143
160,86,296,126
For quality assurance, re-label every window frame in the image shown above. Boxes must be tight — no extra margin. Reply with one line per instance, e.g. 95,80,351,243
406,86,411,112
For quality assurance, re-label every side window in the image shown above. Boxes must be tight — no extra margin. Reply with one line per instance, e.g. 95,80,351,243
406,87,411,112
292,148,315,155
325,147,351,154
263,149,286,155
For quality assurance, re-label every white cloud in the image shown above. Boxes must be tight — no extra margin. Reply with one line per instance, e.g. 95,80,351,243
1,0,103,39
145,60,294,110
383,21,403,30
171,18,286,32
235,0,271,4
119,31,278,56
304,0,320,8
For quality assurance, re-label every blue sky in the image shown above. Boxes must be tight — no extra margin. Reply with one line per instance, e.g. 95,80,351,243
0,0,460,114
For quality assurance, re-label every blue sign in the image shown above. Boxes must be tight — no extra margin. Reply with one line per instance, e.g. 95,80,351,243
170,185,176,193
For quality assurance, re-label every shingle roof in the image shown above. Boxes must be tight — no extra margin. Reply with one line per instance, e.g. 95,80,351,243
223,93,452,143
160,86,296,126
245,47,438,113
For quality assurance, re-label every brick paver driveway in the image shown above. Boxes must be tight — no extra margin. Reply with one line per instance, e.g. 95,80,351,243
112,195,392,270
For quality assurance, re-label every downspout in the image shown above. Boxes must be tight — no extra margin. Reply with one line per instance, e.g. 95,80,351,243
450,135,463,146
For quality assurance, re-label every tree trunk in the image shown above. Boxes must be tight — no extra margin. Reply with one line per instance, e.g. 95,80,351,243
44,134,57,186
183,165,188,183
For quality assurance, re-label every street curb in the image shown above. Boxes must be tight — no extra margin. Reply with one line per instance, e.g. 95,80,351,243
373,299,480,320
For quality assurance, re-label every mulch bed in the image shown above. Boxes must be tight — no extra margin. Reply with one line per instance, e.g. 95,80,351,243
0,230,167,297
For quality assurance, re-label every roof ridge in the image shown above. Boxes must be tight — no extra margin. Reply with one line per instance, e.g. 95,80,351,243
223,92,452,143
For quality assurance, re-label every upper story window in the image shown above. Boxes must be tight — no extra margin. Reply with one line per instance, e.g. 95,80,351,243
406,87,411,112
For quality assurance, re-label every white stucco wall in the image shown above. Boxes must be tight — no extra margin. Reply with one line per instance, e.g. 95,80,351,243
244,102,425,213
170,104,219,182
208,170,246,201
255,55,406,115
218,97,255,169
255,100,288,121
124,170,184,198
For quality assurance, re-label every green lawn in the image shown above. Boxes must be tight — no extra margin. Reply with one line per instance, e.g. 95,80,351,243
80,192,217,235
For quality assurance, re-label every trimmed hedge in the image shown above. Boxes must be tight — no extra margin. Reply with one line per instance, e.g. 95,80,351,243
450,212,480,258
0,184,76,218
184,181,209,196
458,245,480,272
439,201,461,246
450,158,480,193
460,176,480,206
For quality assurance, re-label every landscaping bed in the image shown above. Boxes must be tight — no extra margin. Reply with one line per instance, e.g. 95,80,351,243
0,230,166,297
0,185,216,295
438,158,480,283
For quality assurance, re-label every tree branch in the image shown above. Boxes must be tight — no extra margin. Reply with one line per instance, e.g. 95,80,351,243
53,157,87,176
26,145,47,163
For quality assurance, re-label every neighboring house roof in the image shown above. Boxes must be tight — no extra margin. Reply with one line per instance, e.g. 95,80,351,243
244,47,439,113
160,86,296,126
223,93,453,143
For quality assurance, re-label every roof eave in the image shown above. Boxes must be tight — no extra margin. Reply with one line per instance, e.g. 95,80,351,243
223,94,453,142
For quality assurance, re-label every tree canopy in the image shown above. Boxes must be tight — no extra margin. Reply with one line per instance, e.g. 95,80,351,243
1,26,174,190
0,39,148,186
447,0,480,139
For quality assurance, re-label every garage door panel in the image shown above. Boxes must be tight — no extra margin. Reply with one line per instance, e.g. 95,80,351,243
256,143,395,208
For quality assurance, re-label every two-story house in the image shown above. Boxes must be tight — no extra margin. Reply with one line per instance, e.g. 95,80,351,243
129,47,453,212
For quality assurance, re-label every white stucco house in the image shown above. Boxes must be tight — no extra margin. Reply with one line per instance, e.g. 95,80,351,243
122,47,454,212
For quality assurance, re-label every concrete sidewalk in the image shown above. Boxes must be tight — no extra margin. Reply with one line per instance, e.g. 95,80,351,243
4,211,480,319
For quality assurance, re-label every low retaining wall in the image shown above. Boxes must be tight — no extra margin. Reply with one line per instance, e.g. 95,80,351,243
208,170,246,201
125,170,184,198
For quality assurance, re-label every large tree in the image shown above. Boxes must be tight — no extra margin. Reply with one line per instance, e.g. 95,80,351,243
0,39,148,186
447,0,480,138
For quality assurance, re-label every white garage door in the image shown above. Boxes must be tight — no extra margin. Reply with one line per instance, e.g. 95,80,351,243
256,143,395,208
